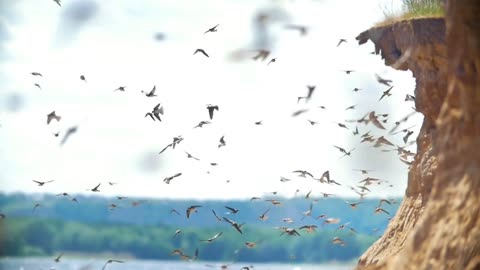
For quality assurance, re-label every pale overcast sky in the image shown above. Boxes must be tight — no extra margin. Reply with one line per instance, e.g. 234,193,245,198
0,0,420,200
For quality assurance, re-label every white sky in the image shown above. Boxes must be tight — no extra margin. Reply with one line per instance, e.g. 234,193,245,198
0,0,421,200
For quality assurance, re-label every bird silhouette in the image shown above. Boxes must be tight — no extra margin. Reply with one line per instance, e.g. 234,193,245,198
284,24,308,35
185,151,200,161
80,75,87,82
267,58,276,65
54,253,63,263
194,120,211,128
90,183,101,192
114,86,126,92
259,208,270,221
336,39,347,47
31,72,43,76
186,205,202,218
194,49,209,57
142,85,157,97
224,206,239,214
206,105,219,120
223,217,243,234
60,125,78,146
47,111,61,125
379,86,393,101
101,259,124,270
32,180,54,186
201,232,223,243
163,173,182,184
211,209,222,221
204,24,219,34
375,74,393,86
218,136,226,148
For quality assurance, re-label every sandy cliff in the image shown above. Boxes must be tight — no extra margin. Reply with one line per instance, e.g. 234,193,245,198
354,1,480,269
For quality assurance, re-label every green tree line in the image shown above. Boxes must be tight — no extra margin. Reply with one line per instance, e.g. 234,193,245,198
0,217,376,263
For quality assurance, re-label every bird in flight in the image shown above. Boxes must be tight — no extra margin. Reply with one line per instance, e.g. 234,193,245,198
32,203,41,213
293,170,314,178
54,253,63,263
332,237,346,246
101,259,124,270
267,58,276,65
224,206,239,214
374,207,390,215
60,125,78,146
47,111,61,125
201,232,223,243
336,122,349,129
185,151,200,161
259,208,270,221
292,109,309,117
405,94,416,102
159,136,184,154
204,24,219,34
368,111,386,129
284,24,308,36
211,209,222,221
342,70,354,74
34,83,41,89
305,85,316,102
353,87,361,92
173,229,182,238
223,217,243,234
279,227,301,236
218,136,226,148
336,39,347,47
89,183,101,192
31,72,43,76
194,49,209,57
145,103,164,121
403,130,414,143
333,145,355,157
114,86,126,92
206,104,219,120
379,86,393,101
80,75,87,82
52,0,61,6
142,85,157,97
194,120,211,128
299,225,318,233
345,201,362,209
375,136,395,147
375,74,393,86
163,173,182,184
32,180,54,186
353,169,373,175
186,205,202,219
345,104,356,110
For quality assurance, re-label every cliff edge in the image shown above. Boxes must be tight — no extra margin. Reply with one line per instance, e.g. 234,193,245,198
355,1,480,269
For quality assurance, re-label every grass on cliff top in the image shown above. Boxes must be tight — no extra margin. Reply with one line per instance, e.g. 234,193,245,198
377,0,444,26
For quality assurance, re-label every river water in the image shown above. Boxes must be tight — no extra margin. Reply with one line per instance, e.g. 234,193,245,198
0,258,355,270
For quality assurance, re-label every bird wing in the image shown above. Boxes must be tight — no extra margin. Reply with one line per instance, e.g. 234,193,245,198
159,144,171,154
93,183,101,190
208,107,214,120
369,112,386,129
212,210,221,220
222,217,234,225
224,206,236,213
149,86,156,95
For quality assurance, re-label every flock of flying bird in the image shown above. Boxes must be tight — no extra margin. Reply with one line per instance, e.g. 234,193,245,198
1,2,421,269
